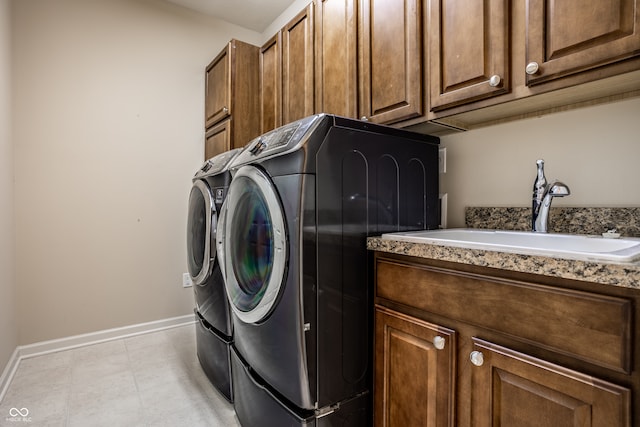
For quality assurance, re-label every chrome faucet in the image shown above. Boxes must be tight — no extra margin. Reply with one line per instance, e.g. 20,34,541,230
532,159,570,233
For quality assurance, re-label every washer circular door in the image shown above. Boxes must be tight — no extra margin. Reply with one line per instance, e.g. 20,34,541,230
186,180,216,285
219,165,287,324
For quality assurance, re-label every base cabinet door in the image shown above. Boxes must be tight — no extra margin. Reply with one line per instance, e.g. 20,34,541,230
374,306,455,427
469,338,631,427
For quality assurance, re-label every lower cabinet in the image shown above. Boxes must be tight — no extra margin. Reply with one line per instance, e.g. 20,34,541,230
373,253,634,427
374,307,455,427
469,338,630,427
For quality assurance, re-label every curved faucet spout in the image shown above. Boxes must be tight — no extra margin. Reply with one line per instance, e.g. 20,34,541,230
534,181,570,233
531,159,570,233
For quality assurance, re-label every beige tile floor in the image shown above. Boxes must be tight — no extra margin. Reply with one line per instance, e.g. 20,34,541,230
0,324,241,427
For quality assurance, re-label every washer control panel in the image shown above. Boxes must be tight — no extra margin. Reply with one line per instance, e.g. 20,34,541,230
230,114,324,168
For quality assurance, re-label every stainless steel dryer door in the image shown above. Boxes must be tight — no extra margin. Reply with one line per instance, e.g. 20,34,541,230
219,166,287,324
187,180,217,285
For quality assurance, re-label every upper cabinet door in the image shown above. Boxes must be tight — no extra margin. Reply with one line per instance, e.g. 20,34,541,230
282,4,315,124
205,119,231,160
260,33,282,134
429,0,510,112
359,0,424,125
205,45,232,129
315,0,358,119
526,0,640,86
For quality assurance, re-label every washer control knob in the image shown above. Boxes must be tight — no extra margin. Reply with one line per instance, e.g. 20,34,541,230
200,161,212,173
249,138,267,155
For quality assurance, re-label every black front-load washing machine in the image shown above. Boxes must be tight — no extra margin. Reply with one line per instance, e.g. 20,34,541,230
186,147,242,402
216,115,440,425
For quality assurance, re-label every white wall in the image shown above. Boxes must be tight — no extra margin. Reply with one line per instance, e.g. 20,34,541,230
0,0,17,371
440,97,640,227
12,0,261,345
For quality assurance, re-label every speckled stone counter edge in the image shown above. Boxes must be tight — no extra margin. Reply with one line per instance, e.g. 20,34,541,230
367,237,640,290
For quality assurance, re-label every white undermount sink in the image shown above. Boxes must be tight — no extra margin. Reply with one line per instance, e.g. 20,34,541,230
381,229,640,263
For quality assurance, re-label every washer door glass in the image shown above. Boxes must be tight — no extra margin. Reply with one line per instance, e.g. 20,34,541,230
222,166,286,324
187,180,216,285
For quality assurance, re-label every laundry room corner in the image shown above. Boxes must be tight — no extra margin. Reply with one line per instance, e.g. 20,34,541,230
0,0,17,392
9,0,262,347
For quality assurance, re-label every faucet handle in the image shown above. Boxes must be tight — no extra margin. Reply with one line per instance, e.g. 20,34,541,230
548,181,570,196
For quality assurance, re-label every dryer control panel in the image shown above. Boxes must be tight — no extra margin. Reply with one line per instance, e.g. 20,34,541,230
193,147,243,179
231,114,325,168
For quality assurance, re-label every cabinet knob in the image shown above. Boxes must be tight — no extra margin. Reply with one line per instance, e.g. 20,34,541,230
433,336,446,350
222,106,229,114
470,351,484,366
361,116,368,122
525,62,540,75
489,75,501,87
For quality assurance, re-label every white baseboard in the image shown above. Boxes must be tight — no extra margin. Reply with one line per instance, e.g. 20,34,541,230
0,347,20,404
0,313,196,402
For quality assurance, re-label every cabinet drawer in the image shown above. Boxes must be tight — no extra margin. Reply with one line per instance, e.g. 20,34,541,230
376,259,632,373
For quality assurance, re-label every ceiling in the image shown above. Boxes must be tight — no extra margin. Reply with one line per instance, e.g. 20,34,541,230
165,0,297,32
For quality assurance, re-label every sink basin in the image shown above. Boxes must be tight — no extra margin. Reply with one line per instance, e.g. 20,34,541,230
381,229,640,263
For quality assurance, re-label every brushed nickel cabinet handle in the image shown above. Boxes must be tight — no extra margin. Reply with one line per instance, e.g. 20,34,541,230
433,336,446,350
489,75,501,87
470,350,484,366
525,62,540,75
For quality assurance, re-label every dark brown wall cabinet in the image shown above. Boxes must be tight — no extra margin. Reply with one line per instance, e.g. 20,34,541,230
260,4,315,134
359,0,425,125
217,1,639,143
525,0,640,86
428,0,640,127
282,5,315,125
428,0,510,111
204,39,260,158
259,33,282,134
315,0,359,119
204,120,230,161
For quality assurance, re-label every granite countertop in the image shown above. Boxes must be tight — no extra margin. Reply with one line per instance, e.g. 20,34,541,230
368,207,640,290
367,236,640,290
